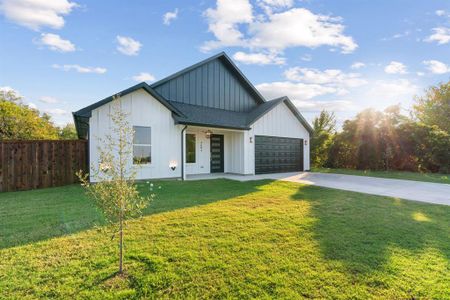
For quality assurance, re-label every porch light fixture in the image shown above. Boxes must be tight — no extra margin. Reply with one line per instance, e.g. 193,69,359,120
304,140,308,146
169,160,178,171
205,130,213,139
249,137,253,143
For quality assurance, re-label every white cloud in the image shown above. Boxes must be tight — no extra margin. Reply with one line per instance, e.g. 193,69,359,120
249,8,357,53
0,86,24,100
52,64,107,74
132,72,156,82
163,8,178,25
0,86,20,96
425,27,450,44
43,108,68,115
365,79,418,108
423,60,450,74
27,102,37,109
39,96,59,103
232,51,285,65
202,0,253,51
116,35,142,56
373,79,417,97
416,71,425,76
257,81,338,101
283,67,367,88
381,30,410,41
384,61,407,74
293,99,356,112
202,1,357,54
257,81,356,112
38,33,75,52
256,66,367,112
256,72,420,115
0,0,78,30
435,10,446,17
350,62,365,69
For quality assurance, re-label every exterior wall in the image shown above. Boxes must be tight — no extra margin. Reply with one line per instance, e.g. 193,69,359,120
244,102,311,174
225,131,245,174
89,89,183,181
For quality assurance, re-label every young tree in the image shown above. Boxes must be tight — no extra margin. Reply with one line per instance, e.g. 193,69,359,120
77,97,153,275
311,110,336,167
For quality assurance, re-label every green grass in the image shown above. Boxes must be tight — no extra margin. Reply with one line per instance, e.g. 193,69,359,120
1,180,449,299
312,167,450,184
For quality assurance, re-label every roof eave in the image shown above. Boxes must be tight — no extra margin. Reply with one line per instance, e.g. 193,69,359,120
246,96,314,135
174,120,250,131
73,112,89,140
246,96,286,126
282,98,314,135
73,82,185,118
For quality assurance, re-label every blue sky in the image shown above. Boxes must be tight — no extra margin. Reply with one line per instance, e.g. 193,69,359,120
1,0,449,126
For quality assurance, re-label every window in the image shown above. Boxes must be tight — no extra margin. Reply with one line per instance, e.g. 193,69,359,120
186,134,196,163
133,126,151,164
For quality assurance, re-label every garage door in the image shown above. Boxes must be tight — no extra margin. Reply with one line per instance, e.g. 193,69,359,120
255,135,303,174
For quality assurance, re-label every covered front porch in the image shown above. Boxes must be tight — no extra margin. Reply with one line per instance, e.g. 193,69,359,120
182,126,251,179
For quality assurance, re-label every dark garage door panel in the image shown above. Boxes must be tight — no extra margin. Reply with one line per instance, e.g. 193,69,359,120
255,135,304,174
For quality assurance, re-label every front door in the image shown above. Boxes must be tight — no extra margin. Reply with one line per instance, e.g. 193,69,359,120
210,134,224,173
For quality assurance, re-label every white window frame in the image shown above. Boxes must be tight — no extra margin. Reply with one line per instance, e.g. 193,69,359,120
133,126,151,165
186,133,196,164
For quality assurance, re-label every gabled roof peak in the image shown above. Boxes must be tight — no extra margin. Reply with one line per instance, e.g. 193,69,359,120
151,52,266,105
73,82,184,118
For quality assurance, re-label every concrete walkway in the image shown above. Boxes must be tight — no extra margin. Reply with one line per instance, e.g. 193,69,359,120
187,172,450,206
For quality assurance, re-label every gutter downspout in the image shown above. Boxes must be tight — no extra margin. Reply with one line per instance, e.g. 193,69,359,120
181,125,188,181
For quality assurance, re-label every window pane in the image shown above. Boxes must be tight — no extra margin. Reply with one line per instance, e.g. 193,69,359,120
186,134,196,163
133,145,151,164
133,126,151,145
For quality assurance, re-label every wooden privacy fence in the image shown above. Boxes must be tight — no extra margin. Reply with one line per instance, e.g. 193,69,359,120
0,140,88,192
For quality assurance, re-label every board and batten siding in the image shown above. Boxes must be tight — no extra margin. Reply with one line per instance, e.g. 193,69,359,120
245,102,311,173
153,58,259,112
89,89,183,181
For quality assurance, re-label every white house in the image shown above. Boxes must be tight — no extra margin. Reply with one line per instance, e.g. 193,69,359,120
73,52,313,181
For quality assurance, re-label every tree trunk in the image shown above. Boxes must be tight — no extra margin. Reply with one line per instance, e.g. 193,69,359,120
119,217,123,274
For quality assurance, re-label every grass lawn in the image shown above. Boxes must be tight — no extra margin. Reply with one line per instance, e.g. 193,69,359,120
312,167,450,184
0,180,449,299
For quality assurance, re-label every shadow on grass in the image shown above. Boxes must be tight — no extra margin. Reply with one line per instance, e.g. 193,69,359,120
291,184,450,273
0,179,269,250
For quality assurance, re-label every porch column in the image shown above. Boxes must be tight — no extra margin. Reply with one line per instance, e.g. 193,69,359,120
181,125,187,180
243,131,255,175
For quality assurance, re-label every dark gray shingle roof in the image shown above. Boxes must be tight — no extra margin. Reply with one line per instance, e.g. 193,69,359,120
169,101,250,130
169,97,313,134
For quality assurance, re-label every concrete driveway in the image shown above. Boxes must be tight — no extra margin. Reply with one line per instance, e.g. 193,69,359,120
187,172,450,206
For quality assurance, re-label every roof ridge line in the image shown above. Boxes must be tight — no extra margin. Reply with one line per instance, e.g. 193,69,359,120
150,52,226,88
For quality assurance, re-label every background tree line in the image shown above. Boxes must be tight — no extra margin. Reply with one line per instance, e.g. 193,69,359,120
311,80,449,173
0,89,77,140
